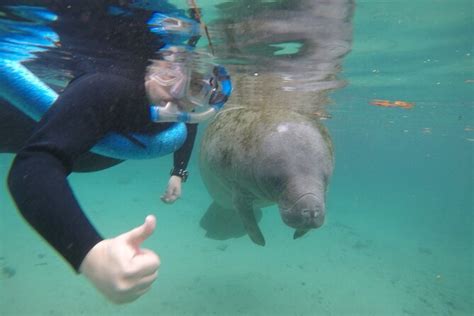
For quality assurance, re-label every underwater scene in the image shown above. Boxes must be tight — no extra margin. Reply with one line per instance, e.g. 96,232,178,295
0,0,472,315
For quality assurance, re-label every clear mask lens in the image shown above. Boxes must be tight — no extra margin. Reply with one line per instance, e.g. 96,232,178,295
148,62,188,101
149,67,182,86
187,72,217,107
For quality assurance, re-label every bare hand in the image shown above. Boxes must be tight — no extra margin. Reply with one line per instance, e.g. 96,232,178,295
160,175,182,204
79,215,160,304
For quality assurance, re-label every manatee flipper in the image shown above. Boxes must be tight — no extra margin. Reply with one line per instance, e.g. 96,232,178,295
293,229,310,239
233,190,265,246
0,99,123,172
200,202,246,240
200,201,262,240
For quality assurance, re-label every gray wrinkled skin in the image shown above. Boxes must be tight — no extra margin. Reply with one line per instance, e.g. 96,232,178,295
199,107,333,245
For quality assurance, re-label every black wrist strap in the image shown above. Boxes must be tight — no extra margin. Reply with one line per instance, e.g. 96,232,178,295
170,168,189,182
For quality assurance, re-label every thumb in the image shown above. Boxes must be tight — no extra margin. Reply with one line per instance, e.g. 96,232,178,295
124,215,156,249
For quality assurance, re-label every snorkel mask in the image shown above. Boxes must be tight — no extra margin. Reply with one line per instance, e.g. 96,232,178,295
148,58,232,123
147,10,230,123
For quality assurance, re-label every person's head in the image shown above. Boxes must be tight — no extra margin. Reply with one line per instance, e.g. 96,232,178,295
145,47,232,123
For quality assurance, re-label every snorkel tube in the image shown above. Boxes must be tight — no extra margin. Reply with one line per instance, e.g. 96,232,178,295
149,65,232,123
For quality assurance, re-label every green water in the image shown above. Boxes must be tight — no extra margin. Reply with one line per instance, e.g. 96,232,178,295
1,0,473,315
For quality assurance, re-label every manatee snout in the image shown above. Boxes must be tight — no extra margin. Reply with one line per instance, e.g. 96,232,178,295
280,193,325,230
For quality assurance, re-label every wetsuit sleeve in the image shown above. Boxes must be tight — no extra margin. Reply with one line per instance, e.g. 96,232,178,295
173,123,198,171
7,73,148,272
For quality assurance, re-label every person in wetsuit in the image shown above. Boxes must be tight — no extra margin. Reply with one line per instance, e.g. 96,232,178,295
5,1,205,304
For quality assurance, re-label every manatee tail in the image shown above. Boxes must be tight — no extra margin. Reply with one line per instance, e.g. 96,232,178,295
199,201,262,241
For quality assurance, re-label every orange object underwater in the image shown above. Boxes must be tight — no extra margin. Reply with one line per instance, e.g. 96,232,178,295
370,99,414,109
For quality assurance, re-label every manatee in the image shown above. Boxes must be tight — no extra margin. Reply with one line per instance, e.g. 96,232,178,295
199,106,333,245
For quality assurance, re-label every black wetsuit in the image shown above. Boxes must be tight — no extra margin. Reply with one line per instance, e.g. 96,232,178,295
6,1,198,271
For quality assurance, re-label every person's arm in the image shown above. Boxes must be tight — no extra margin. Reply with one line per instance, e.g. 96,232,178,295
161,123,198,203
7,74,116,271
7,73,159,303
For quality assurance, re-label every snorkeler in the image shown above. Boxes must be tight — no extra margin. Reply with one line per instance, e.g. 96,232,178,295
1,1,230,304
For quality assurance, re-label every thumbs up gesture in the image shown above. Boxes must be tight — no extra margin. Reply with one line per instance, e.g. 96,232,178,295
79,215,160,304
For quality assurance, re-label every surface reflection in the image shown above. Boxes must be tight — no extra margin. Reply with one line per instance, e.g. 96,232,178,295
209,0,354,114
